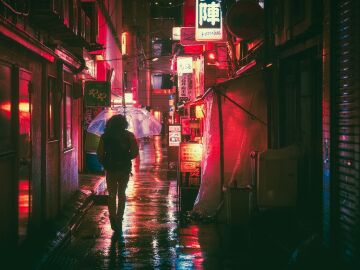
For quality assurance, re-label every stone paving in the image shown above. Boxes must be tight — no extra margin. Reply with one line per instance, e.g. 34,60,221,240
37,136,257,269
12,136,341,270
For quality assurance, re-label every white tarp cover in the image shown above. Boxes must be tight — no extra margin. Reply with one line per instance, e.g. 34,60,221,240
192,71,268,217
87,106,162,138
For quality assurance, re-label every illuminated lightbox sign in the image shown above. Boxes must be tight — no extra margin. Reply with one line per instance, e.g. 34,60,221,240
177,57,193,74
196,0,223,41
178,73,193,102
180,116,191,135
180,143,203,162
179,143,202,173
169,125,181,147
172,27,181,40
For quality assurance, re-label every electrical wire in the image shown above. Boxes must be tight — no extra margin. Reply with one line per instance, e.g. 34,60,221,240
0,0,29,16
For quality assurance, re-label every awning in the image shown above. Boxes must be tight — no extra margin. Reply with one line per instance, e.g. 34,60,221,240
192,66,268,218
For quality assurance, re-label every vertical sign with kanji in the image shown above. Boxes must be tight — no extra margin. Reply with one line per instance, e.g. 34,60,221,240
196,0,223,41
178,73,193,103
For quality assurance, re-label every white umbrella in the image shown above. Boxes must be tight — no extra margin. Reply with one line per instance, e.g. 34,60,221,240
86,106,162,139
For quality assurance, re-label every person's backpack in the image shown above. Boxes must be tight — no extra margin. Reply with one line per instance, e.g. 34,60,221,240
102,132,132,171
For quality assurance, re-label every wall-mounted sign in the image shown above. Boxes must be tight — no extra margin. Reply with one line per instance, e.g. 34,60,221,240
180,161,201,173
172,27,181,40
196,0,223,41
178,73,193,102
180,143,203,162
179,143,202,173
180,27,206,46
181,116,191,135
195,105,205,118
169,125,181,147
121,32,129,55
85,81,111,107
177,57,193,74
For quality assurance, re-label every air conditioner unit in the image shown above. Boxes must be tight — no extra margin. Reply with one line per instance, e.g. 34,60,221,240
257,145,299,208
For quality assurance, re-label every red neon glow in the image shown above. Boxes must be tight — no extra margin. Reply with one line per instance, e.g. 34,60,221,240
0,25,55,62
18,179,30,240
0,101,29,113
0,102,11,121
236,60,257,76
207,52,216,60
184,45,204,55
183,0,196,26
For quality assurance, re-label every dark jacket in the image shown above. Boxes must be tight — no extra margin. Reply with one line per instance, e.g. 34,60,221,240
97,130,139,172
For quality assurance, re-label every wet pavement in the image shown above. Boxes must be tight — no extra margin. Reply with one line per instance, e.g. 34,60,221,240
36,136,283,270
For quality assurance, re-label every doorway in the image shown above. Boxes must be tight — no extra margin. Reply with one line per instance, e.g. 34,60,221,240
279,48,322,229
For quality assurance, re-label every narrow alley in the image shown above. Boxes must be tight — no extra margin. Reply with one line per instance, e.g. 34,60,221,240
1,1,359,269
37,136,250,270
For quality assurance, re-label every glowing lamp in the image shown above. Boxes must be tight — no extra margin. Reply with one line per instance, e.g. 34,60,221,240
195,105,204,119
208,52,216,60
204,50,217,65
121,32,129,55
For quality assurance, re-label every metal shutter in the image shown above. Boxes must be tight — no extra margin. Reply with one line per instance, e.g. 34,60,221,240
333,0,360,266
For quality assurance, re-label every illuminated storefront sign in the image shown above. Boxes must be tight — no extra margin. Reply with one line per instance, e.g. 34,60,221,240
124,92,135,104
180,27,206,46
196,0,223,41
121,32,129,55
181,116,191,135
177,57,193,74
172,27,181,40
179,142,203,172
169,124,182,147
180,143,203,162
195,105,205,119
178,73,193,102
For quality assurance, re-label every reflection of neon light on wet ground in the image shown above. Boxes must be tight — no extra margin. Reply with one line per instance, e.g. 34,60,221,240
18,179,31,241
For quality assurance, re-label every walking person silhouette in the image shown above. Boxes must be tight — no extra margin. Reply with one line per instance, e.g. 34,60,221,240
97,114,139,232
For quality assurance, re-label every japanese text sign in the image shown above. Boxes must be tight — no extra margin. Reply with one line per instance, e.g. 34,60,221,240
178,73,193,102
169,125,182,147
85,81,111,107
177,57,193,74
180,143,203,162
196,0,223,41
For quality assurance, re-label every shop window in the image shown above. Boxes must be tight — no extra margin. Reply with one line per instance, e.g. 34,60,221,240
63,82,72,149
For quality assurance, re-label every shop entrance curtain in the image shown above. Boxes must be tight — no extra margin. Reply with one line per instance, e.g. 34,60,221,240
192,71,268,217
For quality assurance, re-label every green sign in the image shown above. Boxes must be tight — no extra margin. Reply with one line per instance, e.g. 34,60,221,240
85,81,111,107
